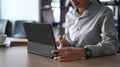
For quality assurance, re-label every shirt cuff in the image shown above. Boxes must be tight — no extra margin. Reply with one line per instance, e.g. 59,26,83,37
84,43,103,57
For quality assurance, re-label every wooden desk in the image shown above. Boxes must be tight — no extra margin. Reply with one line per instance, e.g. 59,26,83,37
0,46,120,67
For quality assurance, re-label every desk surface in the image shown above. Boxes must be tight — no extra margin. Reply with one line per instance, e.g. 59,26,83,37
0,46,120,67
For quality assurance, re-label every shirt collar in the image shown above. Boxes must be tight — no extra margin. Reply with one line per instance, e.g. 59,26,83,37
73,0,101,18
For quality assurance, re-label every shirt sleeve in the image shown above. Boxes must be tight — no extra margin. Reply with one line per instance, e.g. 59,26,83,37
84,7,119,57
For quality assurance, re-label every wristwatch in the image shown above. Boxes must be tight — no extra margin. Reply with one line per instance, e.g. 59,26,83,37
85,48,92,59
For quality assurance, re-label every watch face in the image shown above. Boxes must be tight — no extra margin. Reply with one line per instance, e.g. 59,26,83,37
87,50,91,56
85,48,92,59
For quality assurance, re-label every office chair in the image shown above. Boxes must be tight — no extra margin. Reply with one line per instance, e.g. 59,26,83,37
12,20,35,38
5,20,12,37
0,20,8,35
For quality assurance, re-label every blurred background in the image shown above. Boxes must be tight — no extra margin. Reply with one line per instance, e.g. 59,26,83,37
0,0,119,42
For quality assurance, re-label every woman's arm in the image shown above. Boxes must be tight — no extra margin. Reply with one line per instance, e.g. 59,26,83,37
84,7,119,57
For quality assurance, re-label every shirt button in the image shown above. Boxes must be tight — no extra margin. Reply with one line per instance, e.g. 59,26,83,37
75,38,79,43
77,28,79,31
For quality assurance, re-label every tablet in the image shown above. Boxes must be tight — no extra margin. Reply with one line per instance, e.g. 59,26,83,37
23,23,57,58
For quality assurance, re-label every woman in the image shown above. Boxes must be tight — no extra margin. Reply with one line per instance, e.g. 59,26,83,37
51,0,119,62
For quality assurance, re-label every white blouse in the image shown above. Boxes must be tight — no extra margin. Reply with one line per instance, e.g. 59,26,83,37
64,0,119,57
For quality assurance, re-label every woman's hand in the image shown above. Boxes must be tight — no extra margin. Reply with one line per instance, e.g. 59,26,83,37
51,47,86,62
56,35,69,48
